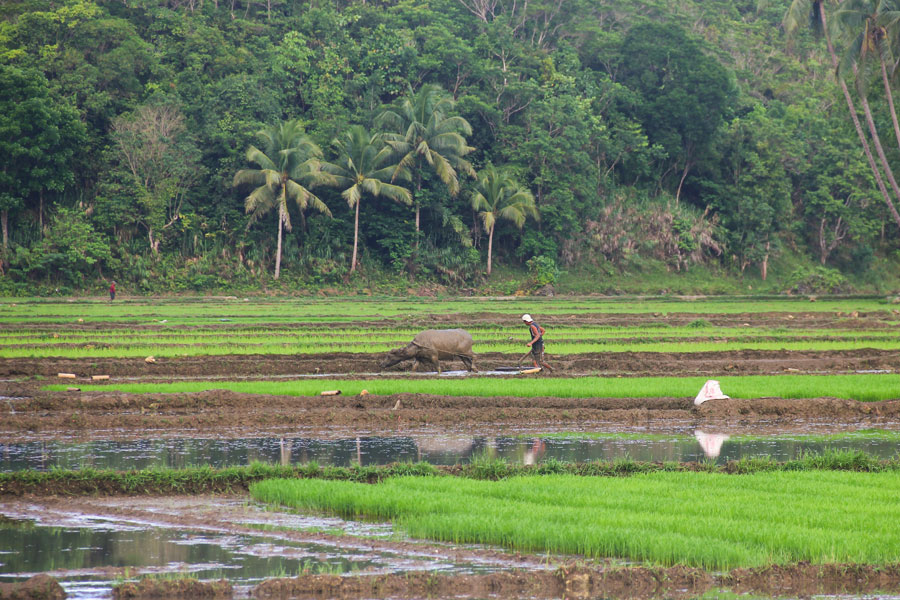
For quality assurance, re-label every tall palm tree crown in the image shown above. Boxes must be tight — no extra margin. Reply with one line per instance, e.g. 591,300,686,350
376,84,476,242
232,119,332,279
470,163,538,276
322,125,412,273
781,0,900,229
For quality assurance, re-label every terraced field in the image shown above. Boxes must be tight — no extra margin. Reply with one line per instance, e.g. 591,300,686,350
2,295,900,600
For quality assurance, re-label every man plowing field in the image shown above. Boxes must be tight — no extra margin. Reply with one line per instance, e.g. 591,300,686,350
522,314,553,371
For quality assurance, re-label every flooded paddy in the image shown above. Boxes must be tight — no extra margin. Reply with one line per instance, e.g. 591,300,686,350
0,495,536,599
3,430,900,473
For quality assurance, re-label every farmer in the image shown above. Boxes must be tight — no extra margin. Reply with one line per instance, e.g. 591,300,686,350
109,281,116,301
522,314,552,371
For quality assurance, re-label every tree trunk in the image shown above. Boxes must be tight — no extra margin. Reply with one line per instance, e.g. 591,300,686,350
1,208,8,252
274,203,283,280
675,160,692,205
486,225,494,275
350,200,360,273
148,228,160,254
819,8,900,229
39,191,43,237
879,56,900,154
858,91,900,227
414,176,422,249
761,240,770,281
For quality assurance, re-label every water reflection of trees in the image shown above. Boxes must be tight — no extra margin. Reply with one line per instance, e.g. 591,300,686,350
3,435,899,471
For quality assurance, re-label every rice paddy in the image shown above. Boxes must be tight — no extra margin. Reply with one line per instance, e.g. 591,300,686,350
5,294,900,593
2,320,898,358
250,470,900,569
49,373,900,402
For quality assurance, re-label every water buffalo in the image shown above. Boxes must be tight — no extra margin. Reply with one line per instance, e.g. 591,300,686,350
379,329,476,373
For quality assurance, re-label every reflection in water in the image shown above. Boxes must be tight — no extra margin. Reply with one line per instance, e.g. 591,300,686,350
3,432,900,472
0,522,377,592
0,509,503,600
694,431,730,458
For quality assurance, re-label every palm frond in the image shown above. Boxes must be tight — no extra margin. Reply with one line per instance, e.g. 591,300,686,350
497,204,528,229
343,184,362,208
375,181,413,205
232,168,270,188
428,149,460,194
245,146,278,171
244,185,277,223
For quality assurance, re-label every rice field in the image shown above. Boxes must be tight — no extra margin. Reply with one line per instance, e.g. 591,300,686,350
0,295,893,322
50,373,900,402
4,323,900,358
7,294,900,583
250,471,900,569
1,295,897,358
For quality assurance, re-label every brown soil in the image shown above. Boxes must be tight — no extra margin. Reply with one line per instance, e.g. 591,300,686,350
3,347,900,379
113,578,232,599
0,574,66,600
3,388,900,442
250,563,900,599
250,566,713,599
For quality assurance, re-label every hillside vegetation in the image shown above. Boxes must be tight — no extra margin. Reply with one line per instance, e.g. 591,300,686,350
3,0,900,294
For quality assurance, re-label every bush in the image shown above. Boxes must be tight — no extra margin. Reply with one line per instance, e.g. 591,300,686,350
787,266,851,294
526,254,560,289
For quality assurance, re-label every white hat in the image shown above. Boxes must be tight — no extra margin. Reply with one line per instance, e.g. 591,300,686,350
522,314,532,322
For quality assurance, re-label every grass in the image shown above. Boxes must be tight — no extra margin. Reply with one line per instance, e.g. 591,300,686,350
250,469,900,569
3,449,895,493
48,373,900,402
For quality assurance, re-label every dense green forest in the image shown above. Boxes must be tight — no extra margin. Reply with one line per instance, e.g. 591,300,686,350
4,0,900,295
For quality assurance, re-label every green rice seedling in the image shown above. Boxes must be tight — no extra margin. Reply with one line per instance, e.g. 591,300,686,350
55,373,900,402
1,297,894,326
250,470,900,569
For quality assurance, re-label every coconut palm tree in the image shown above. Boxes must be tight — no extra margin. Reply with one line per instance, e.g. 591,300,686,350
233,120,332,280
322,125,412,274
782,0,900,228
834,0,900,150
376,84,476,246
470,163,538,276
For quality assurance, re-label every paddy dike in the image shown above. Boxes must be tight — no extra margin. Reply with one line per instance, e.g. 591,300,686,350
3,348,900,380
3,387,900,442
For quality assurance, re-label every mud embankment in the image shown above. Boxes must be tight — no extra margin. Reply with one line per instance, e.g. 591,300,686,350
250,563,900,600
3,348,900,380
3,388,900,442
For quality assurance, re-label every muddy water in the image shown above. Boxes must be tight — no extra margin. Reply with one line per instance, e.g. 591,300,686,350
0,497,521,599
3,432,899,472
